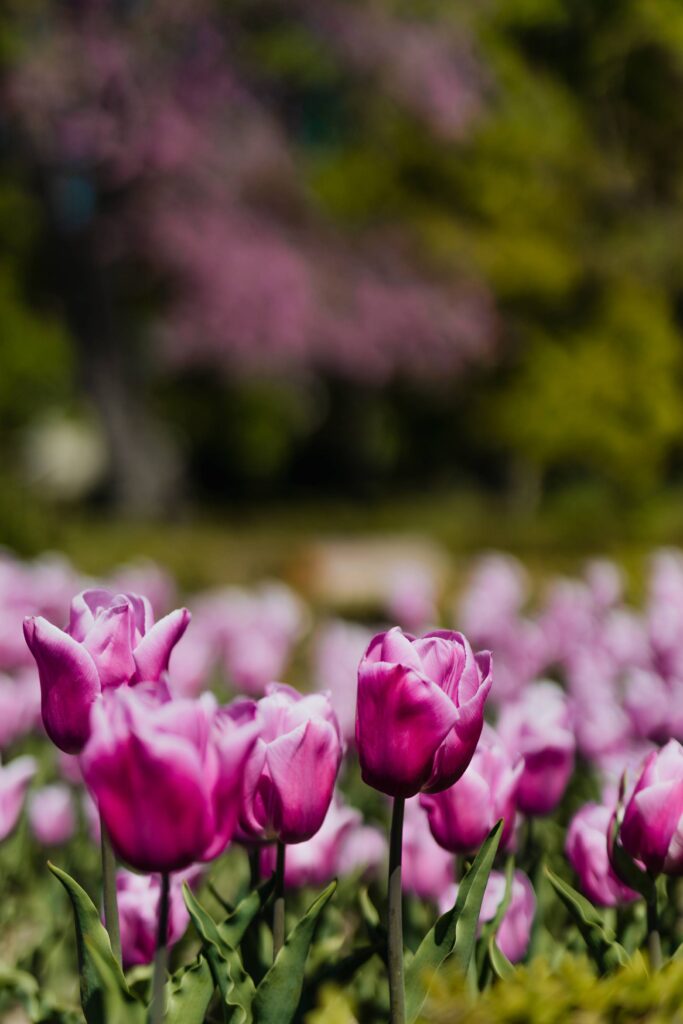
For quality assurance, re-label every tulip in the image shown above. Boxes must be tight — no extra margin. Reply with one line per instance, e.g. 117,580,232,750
440,870,535,963
336,824,387,880
0,671,41,749
566,803,638,907
237,685,343,845
0,755,36,842
619,740,683,876
401,797,454,903
28,783,76,846
24,588,190,754
81,687,258,872
420,726,522,854
117,868,199,969
497,681,575,816
312,619,373,741
356,628,492,799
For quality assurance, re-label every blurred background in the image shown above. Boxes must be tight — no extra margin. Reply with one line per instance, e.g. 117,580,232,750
2,0,683,585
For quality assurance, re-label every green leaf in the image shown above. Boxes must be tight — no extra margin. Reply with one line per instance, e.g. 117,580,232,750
83,936,145,1024
358,887,387,956
48,863,132,1024
478,854,514,989
251,880,337,1024
544,867,629,973
405,819,503,1024
165,955,215,1024
487,935,515,980
218,877,276,950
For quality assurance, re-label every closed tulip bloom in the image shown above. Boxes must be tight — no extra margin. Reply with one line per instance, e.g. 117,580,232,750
566,803,638,907
497,681,575,816
28,784,76,846
620,740,683,876
420,726,522,854
237,685,342,844
0,755,36,842
81,687,258,872
24,588,190,753
438,870,536,963
356,628,492,798
402,797,454,903
117,868,198,968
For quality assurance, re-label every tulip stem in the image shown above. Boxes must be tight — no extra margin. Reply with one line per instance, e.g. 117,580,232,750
273,841,286,960
388,796,406,1024
150,872,170,1024
646,893,662,971
249,848,261,890
100,817,121,966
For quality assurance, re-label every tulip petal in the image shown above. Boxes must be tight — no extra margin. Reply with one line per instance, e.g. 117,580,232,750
201,713,260,860
82,604,136,688
24,616,100,754
356,663,458,797
68,589,113,642
621,779,683,875
133,608,191,682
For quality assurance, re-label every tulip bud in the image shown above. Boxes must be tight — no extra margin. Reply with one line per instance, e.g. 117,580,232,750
28,784,76,846
420,726,522,854
237,685,342,844
117,868,199,968
619,740,683,876
81,687,258,872
497,681,575,816
24,588,190,753
566,803,638,907
355,628,492,798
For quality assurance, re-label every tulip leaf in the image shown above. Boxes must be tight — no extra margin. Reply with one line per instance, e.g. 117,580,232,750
405,819,503,1024
487,935,515,980
218,876,276,950
544,867,629,973
165,954,215,1024
359,887,387,956
251,880,337,1024
83,936,145,1024
478,854,514,989
49,863,133,1024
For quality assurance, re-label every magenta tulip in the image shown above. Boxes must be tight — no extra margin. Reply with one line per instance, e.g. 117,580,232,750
0,755,36,842
619,740,683,876
24,588,190,753
117,868,199,968
356,628,492,798
566,803,638,907
420,726,522,854
497,681,575,816
236,685,342,844
81,687,258,872
28,784,76,846
402,797,455,902
260,797,365,887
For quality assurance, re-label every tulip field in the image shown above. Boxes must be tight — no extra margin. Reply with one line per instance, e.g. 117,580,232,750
4,547,683,1023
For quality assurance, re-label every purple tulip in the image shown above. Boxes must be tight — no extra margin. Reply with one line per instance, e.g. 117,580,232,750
0,755,36,842
402,797,455,902
24,588,190,753
619,740,683,876
497,681,575,816
236,685,342,844
117,868,199,968
420,726,522,854
28,784,76,846
81,687,258,872
438,869,535,963
356,628,492,798
566,803,638,907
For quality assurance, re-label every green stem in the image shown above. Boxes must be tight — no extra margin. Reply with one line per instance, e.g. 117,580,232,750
647,894,662,971
273,841,286,961
150,872,170,1024
388,796,406,1024
249,848,261,890
100,817,121,966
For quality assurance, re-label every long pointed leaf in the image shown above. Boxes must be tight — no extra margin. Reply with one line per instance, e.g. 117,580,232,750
405,820,503,1023
83,937,145,1024
218,877,276,950
487,936,515,980
545,867,628,973
251,880,336,1024
165,955,215,1024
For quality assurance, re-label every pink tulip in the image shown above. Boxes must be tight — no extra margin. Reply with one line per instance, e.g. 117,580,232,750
566,803,638,907
497,681,575,816
236,685,342,844
402,797,454,902
620,740,683,876
260,797,368,887
356,628,492,798
0,755,36,841
28,784,76,846
117,868,198,968
81,687,258,871
0,672,41,749
438,869,535,963
24,588,190,753
420,726,522,854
